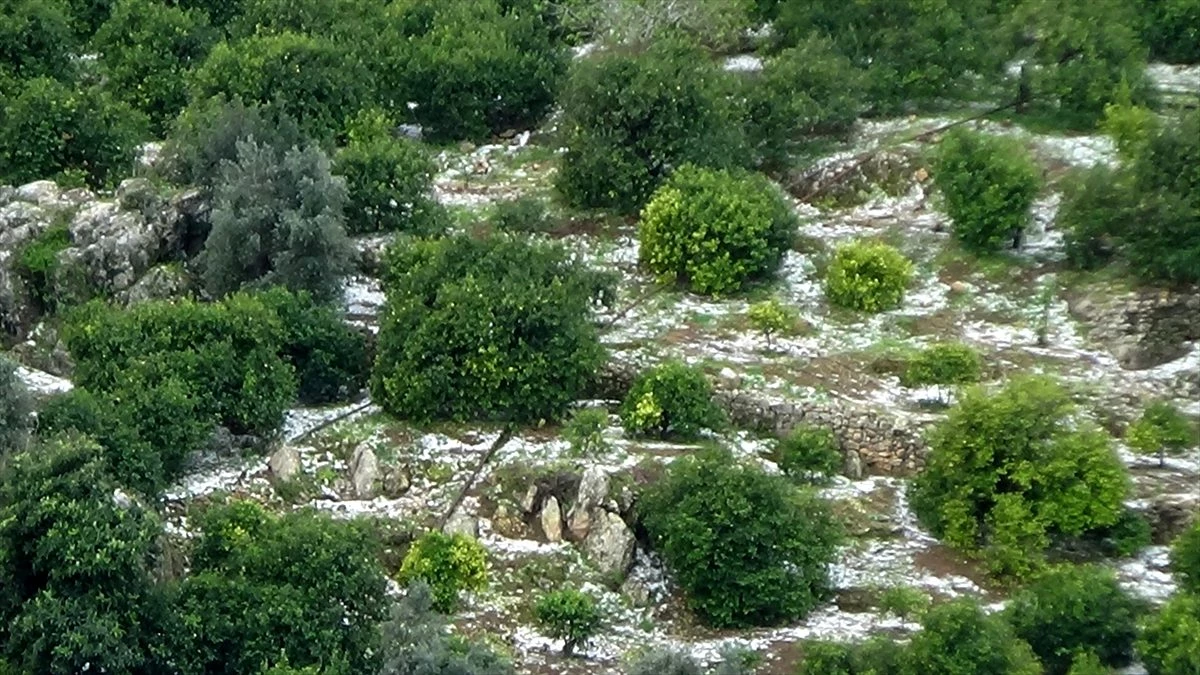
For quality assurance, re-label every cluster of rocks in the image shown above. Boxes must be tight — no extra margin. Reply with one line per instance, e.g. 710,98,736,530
1069,283,1200,370
0,178,205,345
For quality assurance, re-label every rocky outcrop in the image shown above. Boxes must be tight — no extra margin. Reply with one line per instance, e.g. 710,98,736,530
567,466,610,540
582,510,636,579
1070,284,1200,370
268,445,302,483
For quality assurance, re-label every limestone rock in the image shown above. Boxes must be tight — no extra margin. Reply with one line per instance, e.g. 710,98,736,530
15,180,59,205
492,502,528,539
541,496,563,543
844,449,864,480
268,445,302,482
382,466,411,497
350,445,379,498
444,509,479,538
118,264,190,306
116,177,160,213
60,187,95,206
567,466,610,539
583,510,635,579
520,484,539,514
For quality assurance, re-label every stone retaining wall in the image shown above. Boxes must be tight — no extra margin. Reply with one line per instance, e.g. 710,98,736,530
1070,284,1200,370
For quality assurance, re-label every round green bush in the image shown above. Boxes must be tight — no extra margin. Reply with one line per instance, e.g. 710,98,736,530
933,129,1042,254
776,425,842,485
93,0,216,134
1005,565,1143,674
372,234,610,424
0,77,148,188
1060,165,1136,270
904,598,1041,675
638,165,797,296
1126,400,1195,466
373,0,566,142
398,531,488,613
0,0,77,82
1171,521,1200,595
901,342,984,387
619,361,725,440
639,448,840,628
824,241,913,313
335,112,445,236
773,0,1010,113
533,588,603,657
1138,593,1200,675
1144,0,1200,64
491,196,552,234
910,376,1130,578
556,38,744,214
189,32,372,140
741,35,865,172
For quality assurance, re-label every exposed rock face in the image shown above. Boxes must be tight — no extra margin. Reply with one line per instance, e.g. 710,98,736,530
567,466,610,539
118,264,191,306
583,510,635,579
1070,284,1200,370
444,509,479,538
350,445,379,498
541,496,563,543
1143,492,1200,545
268,445,302,483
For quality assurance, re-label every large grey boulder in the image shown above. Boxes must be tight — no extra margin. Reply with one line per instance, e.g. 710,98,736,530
350,444,379,498
268,445,303,483
541,495,563,543
567,466,610,540
583,510,635,579
118,264,191,307
15,180,60,205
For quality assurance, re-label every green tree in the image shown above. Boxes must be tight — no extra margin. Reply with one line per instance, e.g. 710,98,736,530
824,241,913,313
1005,565,1143,674
1018,0,1153,126
1142,0,1200,64
747,298,799,350
773,0,1010,113
775,425,842,485
93,0,217,134
0,435,171,673
533,588,603,657
1171,520,1200,595
556,38,744,214
379,582,516,675
900,342,984,388
397,531,488,613
201,139,352,303
335,108,446,236
1138,593,1200,675
740,35,865,172
189,31,372,140
174,501,388,675
910,376,1130,578
0,0,76,82
639,165,797,295
619,361,725,440
902,599,1040,675
639,448,840,628
372,0,566,142
1126,400,1195,467
0,77,148,188
0,357,33,458
372,234,611,424
932,128,1042,254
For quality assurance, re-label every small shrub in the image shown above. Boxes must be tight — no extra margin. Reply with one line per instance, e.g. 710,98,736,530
877,586,931,620
639,448,840,628
491,196,552,234
380,582,516,675
1059,165,1135,270
254,287,369,404
900,342,984,387
741,35,865,172
0,77,148,188
201,140,352,304
798,642,854,675
0,357,33,457
556,38,744,214
625,650,702,675
910,376,1130,578
933,129,1042,254
563,407,609,457
775,425,842,485
1137,593,1200,675
372,234,610,424
533,588,603,657
824,241,913,313
189,32,372,140
905,599,1041,675
13,223,70,312
639,165,797,295
1143,0,1200,64
1091,507,1153,558
1065,652,1109,675
1101,95,1158,159
619,361,725,440
93,0,217,133
1171,521,1200,595
747,298,799,350
335,108,445,236
373,0,567,142
398,531,489,613
1005,565,1143,675
1126,400,1195,467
